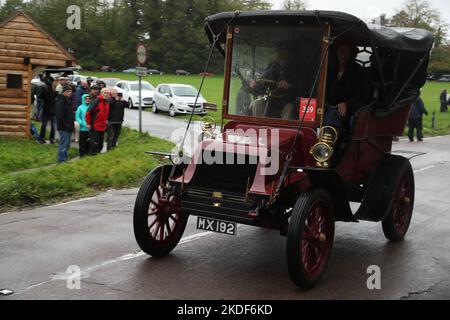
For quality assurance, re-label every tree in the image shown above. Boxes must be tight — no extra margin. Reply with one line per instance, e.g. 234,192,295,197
283,0,307,11
0,0,255,72
428,45,450,75
389,0,447,46
241,0,272,10
0,0,25,19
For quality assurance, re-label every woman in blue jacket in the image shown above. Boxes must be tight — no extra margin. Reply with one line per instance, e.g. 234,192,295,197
75,94,91,157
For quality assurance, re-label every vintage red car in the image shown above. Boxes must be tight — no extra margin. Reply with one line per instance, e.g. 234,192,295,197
133,11,434,289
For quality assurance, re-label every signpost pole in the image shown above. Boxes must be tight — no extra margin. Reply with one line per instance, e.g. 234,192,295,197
139,75,142,134
136,43,148,135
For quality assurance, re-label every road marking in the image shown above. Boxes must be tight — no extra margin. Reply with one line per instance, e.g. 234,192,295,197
414,161,450,174
22,231,213,293
414,165,438,174
84,232,213,273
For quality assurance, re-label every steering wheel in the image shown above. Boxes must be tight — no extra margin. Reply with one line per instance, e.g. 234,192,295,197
254,79,288,98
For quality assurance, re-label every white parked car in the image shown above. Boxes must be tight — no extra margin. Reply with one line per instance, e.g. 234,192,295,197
115,80,155,108
153,84,207,117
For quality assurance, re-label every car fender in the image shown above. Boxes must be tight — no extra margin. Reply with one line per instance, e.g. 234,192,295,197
302,168,357,222
356,154,411,222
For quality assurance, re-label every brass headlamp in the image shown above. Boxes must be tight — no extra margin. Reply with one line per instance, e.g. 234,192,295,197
198,116,217,142
310,126,338,168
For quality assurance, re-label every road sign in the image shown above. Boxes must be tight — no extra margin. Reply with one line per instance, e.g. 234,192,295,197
136,43,147,66
136,66,147,77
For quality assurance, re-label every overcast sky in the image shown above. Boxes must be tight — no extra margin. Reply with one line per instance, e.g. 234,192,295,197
271,0,450,25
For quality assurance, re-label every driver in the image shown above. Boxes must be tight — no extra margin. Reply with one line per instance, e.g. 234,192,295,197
322,38,371,145
248,42,297,119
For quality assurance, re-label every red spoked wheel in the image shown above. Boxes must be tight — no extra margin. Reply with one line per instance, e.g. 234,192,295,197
287,188,335,289
134,165,188,257
382,161,415,242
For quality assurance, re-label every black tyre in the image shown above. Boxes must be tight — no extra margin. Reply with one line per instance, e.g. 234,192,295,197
169,105,176,117
152,101,159,113
382,160,415,242
133,165,188,257
287,188,335,289
128,98,134,109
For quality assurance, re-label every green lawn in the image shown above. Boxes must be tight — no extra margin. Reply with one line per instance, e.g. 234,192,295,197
419,81,450,136
83,72,224,123
0,128,174,212
0,137,77,175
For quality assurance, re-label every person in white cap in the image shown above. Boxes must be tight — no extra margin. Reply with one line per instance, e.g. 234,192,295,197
55,77,69,95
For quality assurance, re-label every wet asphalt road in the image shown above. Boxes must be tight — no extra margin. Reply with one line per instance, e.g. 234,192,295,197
1,136,450,300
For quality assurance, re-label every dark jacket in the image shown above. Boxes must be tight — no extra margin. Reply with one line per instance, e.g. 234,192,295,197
55,95,75,132
108,98,128,123
41,80,56,116
440,91,448,105
86,95,110,132
253,61,298,98
326,62,372,114
31,82,47,103
75,85,89,109
409,97,428,119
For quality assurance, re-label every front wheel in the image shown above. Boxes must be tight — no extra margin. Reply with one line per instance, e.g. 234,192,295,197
128,98,134,109
133,165,188,257
286,188,335,289
169,105,176,117
382,160,415,242
152,101,159,113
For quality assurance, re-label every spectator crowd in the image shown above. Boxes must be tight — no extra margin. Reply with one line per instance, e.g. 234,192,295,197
31,73,128,163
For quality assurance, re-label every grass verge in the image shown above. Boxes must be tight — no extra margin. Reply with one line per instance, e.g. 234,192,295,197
0,127,173,212
0,137,77,175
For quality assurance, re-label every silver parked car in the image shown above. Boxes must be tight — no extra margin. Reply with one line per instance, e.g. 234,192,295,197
153,84,207,117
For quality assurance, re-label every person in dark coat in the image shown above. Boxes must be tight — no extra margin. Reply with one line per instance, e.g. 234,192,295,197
55,85,75,163
439,89,448,113
39,75,56,144
323,40,372,136
31,74,46,121
248,43,298,119
408,92,428,142
107,89,128,151
75,80,89,108
89,84,100,102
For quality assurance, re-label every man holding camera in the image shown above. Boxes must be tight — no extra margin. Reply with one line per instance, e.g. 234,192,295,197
107,89,129,151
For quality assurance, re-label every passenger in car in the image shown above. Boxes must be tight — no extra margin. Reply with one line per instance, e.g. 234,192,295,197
322,39,372,142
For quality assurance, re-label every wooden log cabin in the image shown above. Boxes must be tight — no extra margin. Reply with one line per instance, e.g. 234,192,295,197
0,10,76,138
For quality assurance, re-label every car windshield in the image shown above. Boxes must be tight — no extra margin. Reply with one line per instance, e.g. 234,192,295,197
129,83,155,91
172,86,198,97
228,25,323,122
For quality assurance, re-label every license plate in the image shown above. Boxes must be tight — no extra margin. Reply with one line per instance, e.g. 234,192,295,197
197,217,237,236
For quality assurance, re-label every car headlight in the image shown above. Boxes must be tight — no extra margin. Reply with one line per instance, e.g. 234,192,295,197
310,143,333,165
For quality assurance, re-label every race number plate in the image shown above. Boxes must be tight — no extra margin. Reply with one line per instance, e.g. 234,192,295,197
197,217,237,236
299,98,317,122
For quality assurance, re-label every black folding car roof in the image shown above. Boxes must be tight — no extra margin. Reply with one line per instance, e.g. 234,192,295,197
205,10,434,53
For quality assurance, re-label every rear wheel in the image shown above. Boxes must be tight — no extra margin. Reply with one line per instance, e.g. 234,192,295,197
382,161,415,242
133,165,188,257
287,188,335,289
